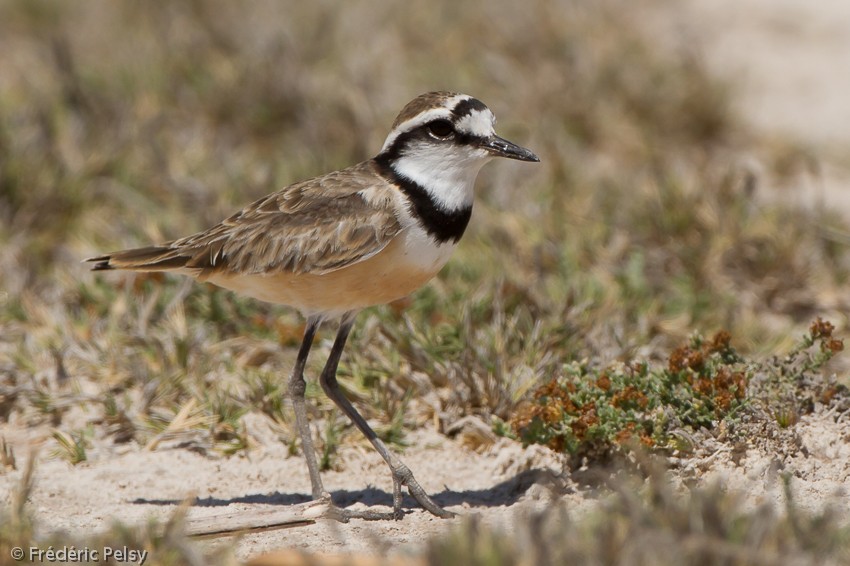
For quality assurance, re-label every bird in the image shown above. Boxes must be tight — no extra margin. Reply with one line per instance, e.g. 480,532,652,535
87,91,539,520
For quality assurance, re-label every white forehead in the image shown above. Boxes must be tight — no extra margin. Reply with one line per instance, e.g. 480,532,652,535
454,108,496,138
381,94,495,152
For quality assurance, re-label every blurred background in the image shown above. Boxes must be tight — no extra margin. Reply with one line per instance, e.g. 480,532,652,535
1,0,849,460
2,1,850,562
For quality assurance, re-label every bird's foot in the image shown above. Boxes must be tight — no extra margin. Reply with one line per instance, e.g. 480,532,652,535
307,478,454,522
391,463,456,519
305,494,398,522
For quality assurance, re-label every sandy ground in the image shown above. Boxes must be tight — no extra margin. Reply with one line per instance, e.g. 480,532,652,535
3,1,850,563
2,421,573,560
1,409,849,561
659,0,850,215
666,0,850,150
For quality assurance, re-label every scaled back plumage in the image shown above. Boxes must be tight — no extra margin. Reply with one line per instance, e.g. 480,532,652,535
88,161,402,276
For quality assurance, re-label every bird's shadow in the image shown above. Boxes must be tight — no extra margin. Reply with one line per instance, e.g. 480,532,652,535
132,468,568,512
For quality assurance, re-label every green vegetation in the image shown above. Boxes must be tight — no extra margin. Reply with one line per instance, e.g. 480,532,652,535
51,428,90,465
511,320,844,465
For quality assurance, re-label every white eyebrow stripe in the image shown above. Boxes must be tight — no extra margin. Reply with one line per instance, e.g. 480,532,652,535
380,94,471,152
381,108,450,152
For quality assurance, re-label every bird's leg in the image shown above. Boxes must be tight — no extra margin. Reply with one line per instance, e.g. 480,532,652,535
318,311,456,520
286,315,389,522
288,316,327,501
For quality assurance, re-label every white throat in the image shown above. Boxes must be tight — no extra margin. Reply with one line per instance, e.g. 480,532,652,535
391,143,491,211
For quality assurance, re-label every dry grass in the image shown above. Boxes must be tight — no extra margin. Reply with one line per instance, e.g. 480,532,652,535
1,0,849,562
427,461,850,566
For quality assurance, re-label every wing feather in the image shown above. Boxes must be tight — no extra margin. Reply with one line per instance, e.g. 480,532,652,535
89,161,403,276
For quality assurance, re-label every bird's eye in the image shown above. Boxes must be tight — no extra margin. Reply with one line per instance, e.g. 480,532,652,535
426,120,454,139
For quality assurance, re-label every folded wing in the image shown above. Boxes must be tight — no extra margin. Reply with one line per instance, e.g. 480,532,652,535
87,162,403,277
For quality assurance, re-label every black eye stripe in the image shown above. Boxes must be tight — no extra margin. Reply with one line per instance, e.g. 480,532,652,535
419,122,484,147
377,122,487,162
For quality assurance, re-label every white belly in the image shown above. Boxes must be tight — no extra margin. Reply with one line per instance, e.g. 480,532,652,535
398,224,458,274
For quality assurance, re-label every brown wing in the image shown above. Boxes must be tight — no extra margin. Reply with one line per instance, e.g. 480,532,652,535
88,161,403,276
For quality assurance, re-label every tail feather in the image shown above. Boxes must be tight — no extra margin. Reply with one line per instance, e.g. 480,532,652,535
85,246,191,272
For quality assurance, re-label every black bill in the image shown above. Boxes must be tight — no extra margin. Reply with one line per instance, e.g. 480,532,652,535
481,135,540,162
